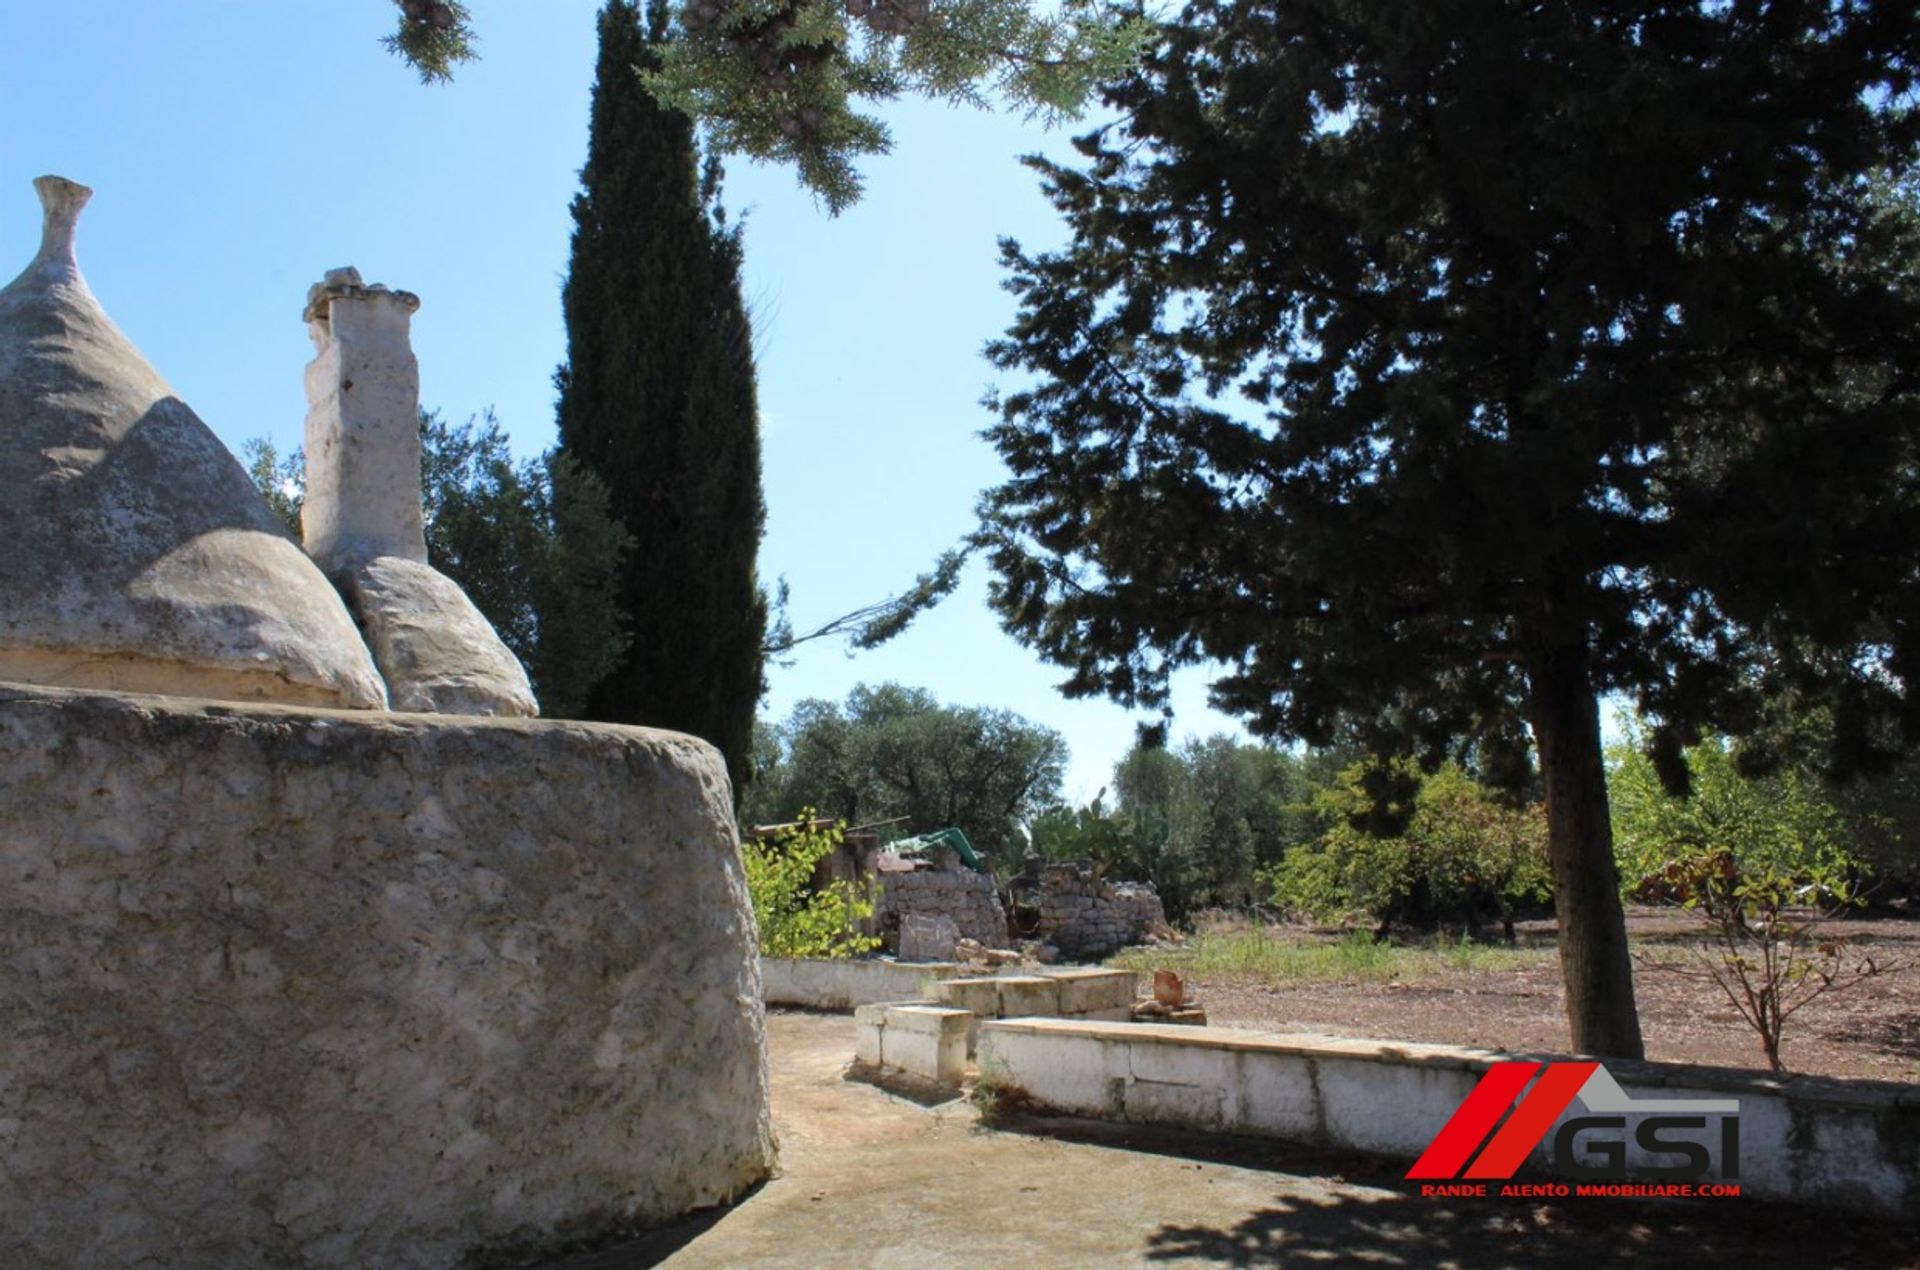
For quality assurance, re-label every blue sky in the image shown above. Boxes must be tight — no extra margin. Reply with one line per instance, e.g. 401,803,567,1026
0,0,1249,800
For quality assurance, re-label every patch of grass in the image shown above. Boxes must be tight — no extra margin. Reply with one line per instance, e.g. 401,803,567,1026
1110,927,1546,984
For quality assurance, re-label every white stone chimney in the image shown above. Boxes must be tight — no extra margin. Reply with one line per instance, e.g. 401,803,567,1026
295,267,539,718
301,267,427,571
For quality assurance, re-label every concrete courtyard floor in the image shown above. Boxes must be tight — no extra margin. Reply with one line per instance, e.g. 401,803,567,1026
555,1010,1917,1269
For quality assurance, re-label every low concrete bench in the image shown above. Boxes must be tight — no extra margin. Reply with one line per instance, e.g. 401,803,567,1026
976,1018,1920,1220
854,1003,972,1087
853,968,1144,1083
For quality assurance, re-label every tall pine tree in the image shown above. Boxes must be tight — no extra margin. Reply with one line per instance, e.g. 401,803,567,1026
557,0,767,799
980,0,1920,1058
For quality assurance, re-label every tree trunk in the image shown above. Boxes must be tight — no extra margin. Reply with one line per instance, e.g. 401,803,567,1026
1526,643,1645,1059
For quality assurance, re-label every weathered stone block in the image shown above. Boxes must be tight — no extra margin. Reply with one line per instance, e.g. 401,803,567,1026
0,683,774,1268
994,976,1063,1018
924,976,1005,1018
1049,968,1140,1014
337,555,537,717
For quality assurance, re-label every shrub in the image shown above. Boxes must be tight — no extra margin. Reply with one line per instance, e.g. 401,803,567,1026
1644,848,1892,1071
1608,721,1894,1070
742,815,881,959
1607,724,1858,899
1265,761,1551,939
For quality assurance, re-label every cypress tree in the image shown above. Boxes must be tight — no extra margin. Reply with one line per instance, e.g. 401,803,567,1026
557,0,767,798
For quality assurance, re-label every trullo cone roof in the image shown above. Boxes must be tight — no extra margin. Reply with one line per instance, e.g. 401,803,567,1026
0,176,387,708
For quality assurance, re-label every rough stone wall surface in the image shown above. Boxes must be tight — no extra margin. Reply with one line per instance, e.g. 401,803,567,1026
0,682,774,1269
878,868,1009,949
339,556,538,718
1034,862,1166,960
300,271,429,571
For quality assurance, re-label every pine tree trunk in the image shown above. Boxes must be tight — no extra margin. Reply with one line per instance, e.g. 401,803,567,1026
1526,643,1645,1059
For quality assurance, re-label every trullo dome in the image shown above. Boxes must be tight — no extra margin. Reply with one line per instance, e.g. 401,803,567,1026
0,176,387,708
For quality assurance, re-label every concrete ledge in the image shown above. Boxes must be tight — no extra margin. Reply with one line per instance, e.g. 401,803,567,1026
924,970,1140,1052
761,957,967,1011
978,1019,1919,1220
1045,968,1141,1013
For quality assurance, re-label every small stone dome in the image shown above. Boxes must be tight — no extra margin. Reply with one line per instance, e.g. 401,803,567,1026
0,176,387,709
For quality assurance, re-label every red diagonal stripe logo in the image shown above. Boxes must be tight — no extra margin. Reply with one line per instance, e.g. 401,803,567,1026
1463,1061,1599,1180
1405,1063,1540,1180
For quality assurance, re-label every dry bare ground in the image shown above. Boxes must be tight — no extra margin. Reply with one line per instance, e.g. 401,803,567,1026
1166,908,1920,1081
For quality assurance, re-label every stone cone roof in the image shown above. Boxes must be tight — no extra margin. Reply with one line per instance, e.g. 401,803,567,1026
0,176,387,708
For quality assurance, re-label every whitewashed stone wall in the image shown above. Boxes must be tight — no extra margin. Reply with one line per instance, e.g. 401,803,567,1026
0,682,774,1268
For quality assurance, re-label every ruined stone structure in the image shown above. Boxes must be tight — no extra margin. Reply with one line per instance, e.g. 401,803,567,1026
0,177,386,709
1026,861,1167,961
0,178,774,1265
877,862,1010,952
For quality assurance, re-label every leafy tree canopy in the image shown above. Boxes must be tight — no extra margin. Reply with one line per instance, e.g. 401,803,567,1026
746,681,1067,868
1268,760,1552,938
1107,733,1328,916
975,0,1920,1057
380,0,1149,211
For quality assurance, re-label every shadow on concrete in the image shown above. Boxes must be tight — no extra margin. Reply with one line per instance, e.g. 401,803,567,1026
841,1062,968,1109
1138,1189,1919,1268
534,1183,766,1270
994,1113,1920,1269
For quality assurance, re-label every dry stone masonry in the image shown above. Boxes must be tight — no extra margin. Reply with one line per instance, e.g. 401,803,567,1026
0,180,536,719
0,683,775,1268
1029,861,1168,961
878,862,1010,954
0,177,777,1266
301,268,537,717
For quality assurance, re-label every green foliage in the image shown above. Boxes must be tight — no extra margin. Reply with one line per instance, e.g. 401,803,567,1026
745,682,1066,870
557,0,768,797
1103,735,1340,920
375,0,1145,210
240,438,303,537
241,413,631,718
976,0,1920,1056
1640,847,1890,1073
743,816,882,958
1607,721,1858,900
1025,797,1137,867
979,0,1920,774
763,545,971,659
1606,715,1896,1069
647,0,1151,212
382,0,477,83
418,411,633,718
1266,761,1551,936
